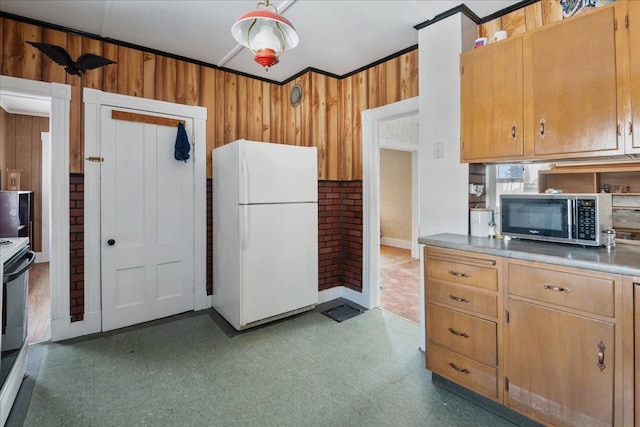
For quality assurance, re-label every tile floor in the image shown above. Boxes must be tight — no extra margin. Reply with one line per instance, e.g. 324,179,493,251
379,246,420,324
9,305,519,427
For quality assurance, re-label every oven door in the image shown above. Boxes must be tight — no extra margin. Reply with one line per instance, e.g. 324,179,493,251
2,247,35,361
501,196,572,242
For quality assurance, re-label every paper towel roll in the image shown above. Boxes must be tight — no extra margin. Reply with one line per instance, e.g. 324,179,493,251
470,208,493,237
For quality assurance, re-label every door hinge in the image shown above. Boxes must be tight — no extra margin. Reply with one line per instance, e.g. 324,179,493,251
461,65,464,75
505,310,510,323
614,17,618,31
626,15,629,29
86,156,104,163
504,377,509,391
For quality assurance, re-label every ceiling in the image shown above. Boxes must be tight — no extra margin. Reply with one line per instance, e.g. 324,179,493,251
0,0,520,84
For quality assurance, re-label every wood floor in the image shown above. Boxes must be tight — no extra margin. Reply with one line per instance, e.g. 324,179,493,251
379,245,420,324
27,262,50,343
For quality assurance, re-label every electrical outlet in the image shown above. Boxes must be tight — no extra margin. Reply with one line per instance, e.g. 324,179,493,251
434,141,444,159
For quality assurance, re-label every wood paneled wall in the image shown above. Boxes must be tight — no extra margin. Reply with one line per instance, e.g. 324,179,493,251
0,17,418,180
479,1,564,38
0,107,48,251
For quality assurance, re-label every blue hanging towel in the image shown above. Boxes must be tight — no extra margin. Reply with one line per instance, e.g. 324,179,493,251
174,122,190,162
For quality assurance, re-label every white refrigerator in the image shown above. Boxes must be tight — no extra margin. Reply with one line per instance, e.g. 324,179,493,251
212,139,318,330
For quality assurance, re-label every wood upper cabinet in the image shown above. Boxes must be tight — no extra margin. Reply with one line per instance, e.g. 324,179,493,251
461,2,637,163
524,3,624,158
628,2,640,154
460,37,524,162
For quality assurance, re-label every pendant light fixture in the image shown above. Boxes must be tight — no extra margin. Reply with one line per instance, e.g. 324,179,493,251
231,0,299,71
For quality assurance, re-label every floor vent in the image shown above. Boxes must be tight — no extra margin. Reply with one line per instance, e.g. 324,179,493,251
321,304,364,322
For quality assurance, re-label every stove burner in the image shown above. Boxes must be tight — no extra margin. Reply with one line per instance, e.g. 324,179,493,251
0,239,12,245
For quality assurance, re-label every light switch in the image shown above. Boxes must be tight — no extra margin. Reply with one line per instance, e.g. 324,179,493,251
434,141,444,159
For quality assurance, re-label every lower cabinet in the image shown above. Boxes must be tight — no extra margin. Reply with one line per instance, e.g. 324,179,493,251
424,245,635,426
424,247,502,401
506,299,614,426
635,280,640,427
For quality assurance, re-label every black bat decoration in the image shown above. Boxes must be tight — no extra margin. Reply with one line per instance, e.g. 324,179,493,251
27,41,116,76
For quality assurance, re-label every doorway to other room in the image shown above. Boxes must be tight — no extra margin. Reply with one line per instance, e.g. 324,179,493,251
377,115,419,323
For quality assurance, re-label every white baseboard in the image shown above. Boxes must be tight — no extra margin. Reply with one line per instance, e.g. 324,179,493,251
34,252,49,263
318,286,366,308
194,291,212,311
51,310,101,342
380,237,411,250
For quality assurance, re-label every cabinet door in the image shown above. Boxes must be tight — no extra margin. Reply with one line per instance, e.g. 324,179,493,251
460,37,524,162
635,282,640,427
528,5,623,157
628,2,640,153
506,299,614,426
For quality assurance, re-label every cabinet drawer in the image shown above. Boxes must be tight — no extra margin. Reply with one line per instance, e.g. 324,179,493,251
508,263,615,317
426,251,498,291
427,281,498,318
426,303,497,366
427,343,498,399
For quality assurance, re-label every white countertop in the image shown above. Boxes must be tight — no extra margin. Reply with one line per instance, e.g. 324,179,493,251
0,237,29,265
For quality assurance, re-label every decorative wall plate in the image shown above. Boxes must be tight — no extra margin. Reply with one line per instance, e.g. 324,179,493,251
290,83,302,107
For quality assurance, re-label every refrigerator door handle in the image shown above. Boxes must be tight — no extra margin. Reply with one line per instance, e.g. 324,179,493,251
242,204,249,251
241,152,250,250
241,151,249,205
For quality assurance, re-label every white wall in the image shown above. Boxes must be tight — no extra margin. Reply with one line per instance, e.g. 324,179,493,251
418,13,477,237
417,12,478,351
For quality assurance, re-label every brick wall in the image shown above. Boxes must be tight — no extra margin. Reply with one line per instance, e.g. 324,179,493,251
318,181,343,290
341,181,363,292
69,174,84,322
468,163,487,209
317,180,363,292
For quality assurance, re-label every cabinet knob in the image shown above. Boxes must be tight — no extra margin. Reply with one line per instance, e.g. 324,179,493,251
107,239,116,246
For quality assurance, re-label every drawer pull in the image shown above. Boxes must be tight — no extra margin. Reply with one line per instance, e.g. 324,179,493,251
448,363,471,374
448,294,470,303
448,270,469,279
448,327,470,338
543,284,571,293
597,341,606,371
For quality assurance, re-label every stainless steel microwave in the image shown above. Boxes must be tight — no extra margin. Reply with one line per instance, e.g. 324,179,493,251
500,193,612,246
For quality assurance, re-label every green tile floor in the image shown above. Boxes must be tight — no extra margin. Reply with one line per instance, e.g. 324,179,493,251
8,306,520,426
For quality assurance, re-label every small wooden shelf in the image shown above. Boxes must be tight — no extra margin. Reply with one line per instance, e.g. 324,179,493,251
538,162,640,243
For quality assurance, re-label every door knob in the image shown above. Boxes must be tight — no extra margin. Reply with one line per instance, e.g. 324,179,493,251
107,239,116,246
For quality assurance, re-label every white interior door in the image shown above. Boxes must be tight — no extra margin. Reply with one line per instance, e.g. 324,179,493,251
100,106,194,331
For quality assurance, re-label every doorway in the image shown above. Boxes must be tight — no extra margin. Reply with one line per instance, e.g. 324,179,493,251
362,97,419,313
0,75,72,342
83,88,208,335
378,117,420,323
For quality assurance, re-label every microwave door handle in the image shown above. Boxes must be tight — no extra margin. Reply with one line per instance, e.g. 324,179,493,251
568,199,575,239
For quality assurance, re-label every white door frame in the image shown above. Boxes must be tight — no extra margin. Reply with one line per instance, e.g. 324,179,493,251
40,131,51,263
82,88,208,337
362,97,419,310
0,75,72,342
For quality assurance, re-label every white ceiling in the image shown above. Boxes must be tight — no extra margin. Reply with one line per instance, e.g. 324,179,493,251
0,0,520,83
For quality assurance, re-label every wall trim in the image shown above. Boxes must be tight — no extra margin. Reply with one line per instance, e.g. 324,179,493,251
0,76,72,343
362,96,419,310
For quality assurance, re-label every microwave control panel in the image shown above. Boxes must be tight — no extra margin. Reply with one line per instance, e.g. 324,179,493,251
576,199,597,241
